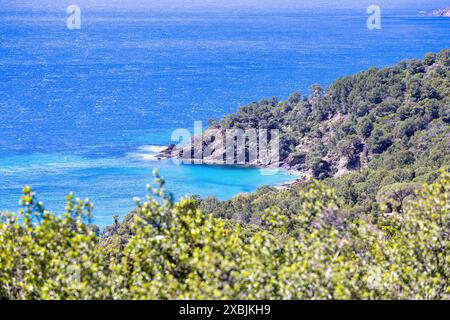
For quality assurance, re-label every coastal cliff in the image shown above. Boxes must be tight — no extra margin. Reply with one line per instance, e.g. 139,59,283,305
158,50,450,184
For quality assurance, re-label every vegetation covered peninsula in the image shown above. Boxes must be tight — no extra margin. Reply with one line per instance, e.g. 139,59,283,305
1,50,449,300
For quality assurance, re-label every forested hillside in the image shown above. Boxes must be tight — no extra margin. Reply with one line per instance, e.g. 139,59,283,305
196,49,449,222
209,50,449,179
0,51,449,300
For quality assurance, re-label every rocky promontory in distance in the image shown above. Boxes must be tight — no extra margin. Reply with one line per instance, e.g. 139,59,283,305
420,8,450,17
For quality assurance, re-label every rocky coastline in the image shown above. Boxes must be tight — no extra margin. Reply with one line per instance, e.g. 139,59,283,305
154,139,312,190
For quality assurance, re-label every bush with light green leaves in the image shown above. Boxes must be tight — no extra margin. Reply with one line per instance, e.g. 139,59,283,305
1,171,449,299
0,188,111,299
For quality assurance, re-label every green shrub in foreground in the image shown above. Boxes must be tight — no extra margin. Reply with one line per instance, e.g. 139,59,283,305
0,171,449,299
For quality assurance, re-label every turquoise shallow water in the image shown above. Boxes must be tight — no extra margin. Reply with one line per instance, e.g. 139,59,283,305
0,152,297,226
0,7,449,227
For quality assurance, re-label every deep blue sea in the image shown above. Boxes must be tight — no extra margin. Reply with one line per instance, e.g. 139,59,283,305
1,7,449,226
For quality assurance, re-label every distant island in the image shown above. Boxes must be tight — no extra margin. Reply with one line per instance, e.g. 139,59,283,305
420,8,450,17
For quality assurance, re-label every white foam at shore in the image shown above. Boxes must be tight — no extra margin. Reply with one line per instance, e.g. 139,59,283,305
127,145,167,161
137,145,167,154
127,153,160,161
